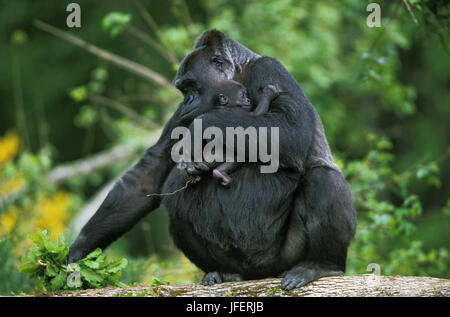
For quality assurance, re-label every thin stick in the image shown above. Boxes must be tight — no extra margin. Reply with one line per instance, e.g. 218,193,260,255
178,0,196,38
32,20,179,94
402,0,419,25
127,25,179,65
89,93,159,129
132,0,180,61
146,176,201,197
11,46,30,149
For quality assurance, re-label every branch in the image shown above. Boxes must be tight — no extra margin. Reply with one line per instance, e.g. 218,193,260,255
46,128,162,187
46,143,140,185
43,276,450,297
88,93,160,129
402,0,419,25
127,25,179,65
32,20,180,94
132,0,179,59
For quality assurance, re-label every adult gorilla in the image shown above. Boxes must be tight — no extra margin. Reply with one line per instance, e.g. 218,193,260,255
68,30,356,290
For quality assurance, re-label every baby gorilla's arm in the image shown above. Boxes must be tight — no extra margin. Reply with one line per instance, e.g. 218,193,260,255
251,84,280,116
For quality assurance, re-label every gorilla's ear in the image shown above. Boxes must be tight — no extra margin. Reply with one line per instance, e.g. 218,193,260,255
195,29,227,49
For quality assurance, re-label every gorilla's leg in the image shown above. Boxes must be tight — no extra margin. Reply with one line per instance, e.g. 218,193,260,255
280,167,356,290
169,217,243,285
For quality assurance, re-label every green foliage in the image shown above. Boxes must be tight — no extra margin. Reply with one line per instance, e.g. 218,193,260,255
69,86,87,103
102,12,132,37
345,135,449,277
0,238,35,295
150,276,170,286
11,29,28,46
74,105,98,128
18,230,128,292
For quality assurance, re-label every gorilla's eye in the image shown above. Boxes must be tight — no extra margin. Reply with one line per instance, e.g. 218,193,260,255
211,56,224,70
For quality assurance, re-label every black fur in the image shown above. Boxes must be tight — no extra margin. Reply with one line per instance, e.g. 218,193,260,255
68,30,357,290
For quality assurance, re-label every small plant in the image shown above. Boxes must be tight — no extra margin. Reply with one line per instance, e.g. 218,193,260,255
18,229,128,292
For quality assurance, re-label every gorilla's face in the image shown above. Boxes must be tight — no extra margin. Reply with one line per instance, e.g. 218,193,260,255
174,46,235,122
173,30,259,122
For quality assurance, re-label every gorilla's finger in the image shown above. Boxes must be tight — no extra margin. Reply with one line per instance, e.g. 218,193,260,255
194,162,211,172
186,163,202,175
177,164,191,180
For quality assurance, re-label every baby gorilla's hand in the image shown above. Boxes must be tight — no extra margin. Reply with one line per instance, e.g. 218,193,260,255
262,84,281,100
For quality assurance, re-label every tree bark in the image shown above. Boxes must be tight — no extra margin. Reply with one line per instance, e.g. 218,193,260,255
43,276,450,297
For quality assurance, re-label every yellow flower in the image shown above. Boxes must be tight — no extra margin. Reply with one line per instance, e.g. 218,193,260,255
0,176,24,196
34,192,71,237
0,205,18,235
0,131,20,166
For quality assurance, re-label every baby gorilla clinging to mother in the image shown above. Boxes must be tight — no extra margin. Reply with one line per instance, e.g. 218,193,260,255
210,80,280,186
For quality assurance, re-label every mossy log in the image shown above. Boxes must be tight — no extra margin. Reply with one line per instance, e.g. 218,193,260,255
43,276,450,297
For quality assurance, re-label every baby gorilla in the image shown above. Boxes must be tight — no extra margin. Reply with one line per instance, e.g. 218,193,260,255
211,80,280,186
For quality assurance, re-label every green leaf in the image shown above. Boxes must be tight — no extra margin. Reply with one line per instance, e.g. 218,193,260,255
83,248,102,260
11,29,28,46
91,67,109,81
102,12,132,37
45,263,59,277
74,105,98,128
105,258,128,274
80,268,103,288
150,277,170,286
49,271,68,291
69,86,87,102
82,260,100,269
18,262,41,274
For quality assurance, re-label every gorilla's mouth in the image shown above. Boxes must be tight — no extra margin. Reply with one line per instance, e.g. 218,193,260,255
180,107,196,119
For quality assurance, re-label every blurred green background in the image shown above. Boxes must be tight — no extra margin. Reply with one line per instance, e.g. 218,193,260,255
0,0,448,295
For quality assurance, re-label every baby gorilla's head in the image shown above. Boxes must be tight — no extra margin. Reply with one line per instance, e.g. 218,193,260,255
215,80,252,109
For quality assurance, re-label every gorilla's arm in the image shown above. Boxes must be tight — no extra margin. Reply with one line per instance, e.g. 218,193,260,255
185,93,313,175
68,107,184,263
179,56,314,176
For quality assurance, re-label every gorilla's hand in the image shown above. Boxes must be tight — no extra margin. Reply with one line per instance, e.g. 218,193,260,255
67,236,88,264
262,84,281,100
177,160,215,181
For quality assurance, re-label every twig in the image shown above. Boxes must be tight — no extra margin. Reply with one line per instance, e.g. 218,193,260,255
177,0,196,38
11,46,30,150
146,176,201,197
47,143,141,184
132,0,180,61
127,25,178,65
88,93,159,129
402,0,419,25
32,20,179,94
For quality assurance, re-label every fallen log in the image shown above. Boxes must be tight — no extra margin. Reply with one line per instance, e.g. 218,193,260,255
43,276,450,297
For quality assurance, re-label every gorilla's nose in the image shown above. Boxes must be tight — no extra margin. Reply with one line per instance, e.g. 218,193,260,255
174,72,201,92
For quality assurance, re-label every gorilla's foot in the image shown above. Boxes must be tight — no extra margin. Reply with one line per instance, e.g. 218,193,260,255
201,272,243,285
280,264,343,290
